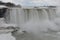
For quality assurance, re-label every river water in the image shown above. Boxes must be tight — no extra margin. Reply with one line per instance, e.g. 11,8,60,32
11,7,60,40
1,7,60,40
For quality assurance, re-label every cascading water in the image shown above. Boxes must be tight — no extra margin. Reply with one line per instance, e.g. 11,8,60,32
46,8,56,21
12,8,60,40
46,7,60,29
52,7,60,28
21,9,58,32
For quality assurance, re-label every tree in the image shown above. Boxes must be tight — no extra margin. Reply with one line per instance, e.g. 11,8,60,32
6,2,15,7
0,1,6,5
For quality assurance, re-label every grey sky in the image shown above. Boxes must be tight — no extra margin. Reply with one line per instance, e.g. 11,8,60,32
0,0,12,3
0,0,60,6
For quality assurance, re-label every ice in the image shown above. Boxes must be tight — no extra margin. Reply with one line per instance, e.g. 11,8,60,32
0,18,16,40
0,33,15,40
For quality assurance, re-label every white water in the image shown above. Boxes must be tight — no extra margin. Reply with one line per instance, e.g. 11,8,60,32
20,9,59,32
11,7,60,40
1,7,60,40
0,33,15,40
0,18,16,40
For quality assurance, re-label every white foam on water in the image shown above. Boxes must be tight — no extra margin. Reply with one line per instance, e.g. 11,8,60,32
14,9,60,40
0,33,16,40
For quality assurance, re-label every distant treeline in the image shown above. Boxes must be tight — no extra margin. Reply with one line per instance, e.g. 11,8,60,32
0,1,21,7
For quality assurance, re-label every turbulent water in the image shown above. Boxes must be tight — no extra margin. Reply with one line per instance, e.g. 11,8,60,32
11,7,60,40
0,33,15,40
1,7,60,40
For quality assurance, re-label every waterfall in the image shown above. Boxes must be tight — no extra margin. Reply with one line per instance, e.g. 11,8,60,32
29,9,39,21
12,7,60,40
52,7,60,28
47,8,56,21
17,8,59,39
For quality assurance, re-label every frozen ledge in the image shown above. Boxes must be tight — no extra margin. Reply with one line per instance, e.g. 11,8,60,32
0,29,14,34
0,27,19,34
21,6,57,9
8,6,57,9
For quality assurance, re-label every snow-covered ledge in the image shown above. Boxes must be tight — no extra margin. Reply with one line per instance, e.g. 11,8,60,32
0,18,18,33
